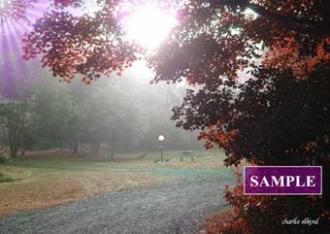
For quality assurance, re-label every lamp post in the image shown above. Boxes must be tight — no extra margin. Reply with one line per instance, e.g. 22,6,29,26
158,135,165,162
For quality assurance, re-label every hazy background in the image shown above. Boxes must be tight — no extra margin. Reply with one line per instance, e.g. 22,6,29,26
0,59,202,158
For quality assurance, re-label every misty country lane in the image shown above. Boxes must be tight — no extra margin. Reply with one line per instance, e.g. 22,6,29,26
0,169,234,234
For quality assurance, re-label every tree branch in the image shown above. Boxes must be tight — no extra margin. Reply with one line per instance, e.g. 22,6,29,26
207,0,329,35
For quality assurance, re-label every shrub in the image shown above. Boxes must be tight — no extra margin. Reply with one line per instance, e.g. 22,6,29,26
0,152,6,164
0,171,15,183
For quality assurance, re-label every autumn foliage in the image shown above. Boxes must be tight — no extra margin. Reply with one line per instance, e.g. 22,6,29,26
22,0,329,83
23,1,140,83
199,65,330,233
22,0,330,233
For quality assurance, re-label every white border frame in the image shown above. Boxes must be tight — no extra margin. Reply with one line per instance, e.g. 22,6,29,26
243,166,323,195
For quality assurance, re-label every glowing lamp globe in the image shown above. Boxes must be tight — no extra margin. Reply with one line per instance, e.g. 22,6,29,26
158,135,165,142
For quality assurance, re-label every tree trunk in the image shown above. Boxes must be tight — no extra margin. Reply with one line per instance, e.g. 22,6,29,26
72,141,79,156
110,140,115,161
20,148,26,157
109,128,115,160
7,103,18,158
92,143,100,156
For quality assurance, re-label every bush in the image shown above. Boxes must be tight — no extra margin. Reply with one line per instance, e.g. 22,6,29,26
0,171,15,183
0,153,6,164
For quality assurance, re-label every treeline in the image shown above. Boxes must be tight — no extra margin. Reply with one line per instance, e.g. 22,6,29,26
0,72,200,158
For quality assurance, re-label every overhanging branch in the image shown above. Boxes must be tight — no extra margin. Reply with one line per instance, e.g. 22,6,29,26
206,0,329,35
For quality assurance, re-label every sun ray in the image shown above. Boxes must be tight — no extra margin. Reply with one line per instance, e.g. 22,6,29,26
0,0,47,100
8,20,23,58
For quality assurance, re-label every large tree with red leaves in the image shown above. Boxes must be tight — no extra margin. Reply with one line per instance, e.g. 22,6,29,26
22,0,330,158
22,0,330,142
23,1,329,232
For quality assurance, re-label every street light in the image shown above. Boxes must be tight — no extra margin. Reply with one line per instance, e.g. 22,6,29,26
158,134,165,162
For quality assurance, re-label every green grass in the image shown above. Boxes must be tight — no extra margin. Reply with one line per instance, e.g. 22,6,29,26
0,166,31,183
0,172,16,183
0,149,228,218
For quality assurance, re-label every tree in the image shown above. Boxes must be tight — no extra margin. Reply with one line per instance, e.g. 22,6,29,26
0,61,35,157
0,101,34,157
174,64,330,166
22,0,330,152
22,0,329,82
74,79,142,158
21,1,329,232
217,64,329,234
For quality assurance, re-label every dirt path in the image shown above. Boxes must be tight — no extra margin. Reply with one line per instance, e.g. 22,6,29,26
0,169,234,234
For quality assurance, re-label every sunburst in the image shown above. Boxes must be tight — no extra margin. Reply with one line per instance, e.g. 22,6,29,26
0,0,47,100
0,0,36,26
0,0,47,63
0,0,102,100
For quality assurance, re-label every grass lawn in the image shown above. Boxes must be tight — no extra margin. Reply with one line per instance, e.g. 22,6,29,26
0,150,226,218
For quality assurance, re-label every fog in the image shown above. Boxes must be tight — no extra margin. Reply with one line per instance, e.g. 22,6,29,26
0,60,201,158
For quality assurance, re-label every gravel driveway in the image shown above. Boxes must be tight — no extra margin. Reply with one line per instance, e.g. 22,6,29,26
0,168,234,234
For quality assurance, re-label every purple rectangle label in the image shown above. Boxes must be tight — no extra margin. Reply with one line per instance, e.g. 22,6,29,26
244,166,322,195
